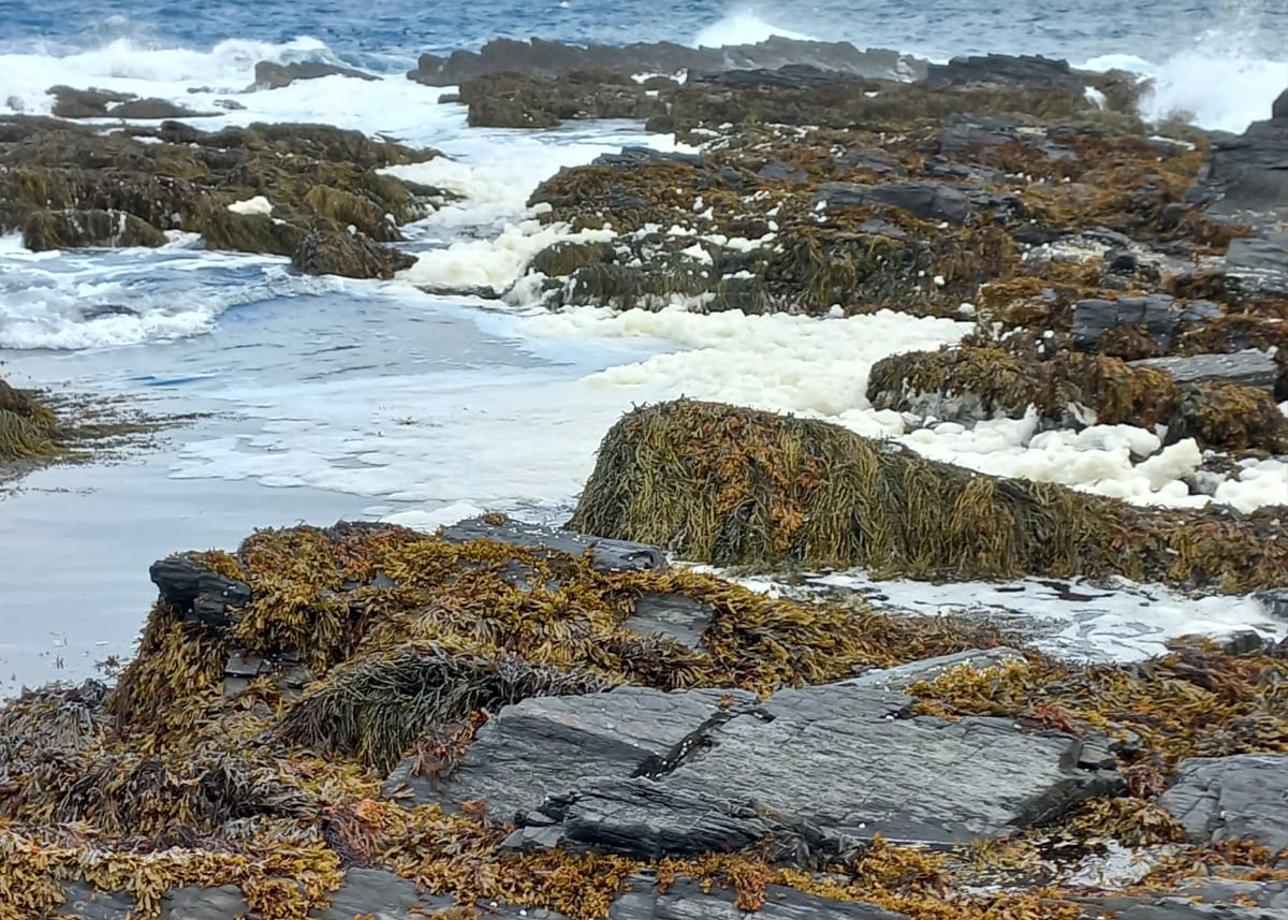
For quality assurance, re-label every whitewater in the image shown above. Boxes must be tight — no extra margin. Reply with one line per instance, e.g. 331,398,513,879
1,2,1286,692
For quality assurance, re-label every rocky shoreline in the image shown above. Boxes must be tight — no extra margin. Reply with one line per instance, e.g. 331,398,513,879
2,33,1287,920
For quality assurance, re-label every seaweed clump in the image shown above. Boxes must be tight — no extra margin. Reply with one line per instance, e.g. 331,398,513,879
0,377,58,462
570,399,1287,590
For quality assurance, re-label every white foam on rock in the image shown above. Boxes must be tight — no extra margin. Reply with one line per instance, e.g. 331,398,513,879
227,195,272,216
720,568,1285,663
523,305,1281,511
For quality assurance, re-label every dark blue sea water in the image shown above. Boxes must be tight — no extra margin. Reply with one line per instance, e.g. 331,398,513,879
1,0,1286,68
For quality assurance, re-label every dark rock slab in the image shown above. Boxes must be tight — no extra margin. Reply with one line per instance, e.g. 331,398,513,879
251,60,377,91
817,180,971,225
149,554,250,629
610,874,907,919
159,885,247,920
407,37,924,86
384,686,752,817
109,99,214,119
927,54,1083,93
623,593,711,650
1131,351,1279,392
1223,232,1288,297
23,208,167,251
1195,93,1288,227
439,516,667,572
1159,754,1288,851
416,683,1120,859
842,647,1026,691
49,86,134,118
1071,295,1222,351
56,882,135,920
291,229,415,280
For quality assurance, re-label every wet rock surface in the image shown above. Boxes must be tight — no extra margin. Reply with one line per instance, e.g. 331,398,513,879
407,36,925,85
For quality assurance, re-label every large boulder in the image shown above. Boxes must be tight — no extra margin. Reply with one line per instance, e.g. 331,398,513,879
569,400,1288,590
392,683,1121,858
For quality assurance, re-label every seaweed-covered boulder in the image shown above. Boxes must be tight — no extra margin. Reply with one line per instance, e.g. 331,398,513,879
399,683,1121,856
570,400,1288,589
0,116,437,258
22,208,167,251
0,377,58,461
1167,381,1288,453
290,228,415,280
198,206,306,255
1159,754,1288,852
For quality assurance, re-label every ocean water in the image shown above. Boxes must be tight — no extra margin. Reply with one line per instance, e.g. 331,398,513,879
1,1,1286,688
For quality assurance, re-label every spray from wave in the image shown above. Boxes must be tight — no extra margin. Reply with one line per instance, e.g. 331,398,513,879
692,6,818,48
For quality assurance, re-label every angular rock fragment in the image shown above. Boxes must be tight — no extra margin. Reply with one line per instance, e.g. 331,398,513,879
439,515,667,572
1159,754,1288,852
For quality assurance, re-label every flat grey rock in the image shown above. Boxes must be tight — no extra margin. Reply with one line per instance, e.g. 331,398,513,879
623,593,712,649
842,647,1027,690
160,886,247,920
386,686,755,821
57,882,134,920
417,682,1120,859
1160,754,1288,851
817,180,971,225
1120,899,1288,919
1224,232,1288,296
439,517,667,572
1131,350,1279,391
610,875,907,919
315,868,449,920
1071,294,1221,351
1177,877,1288,909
